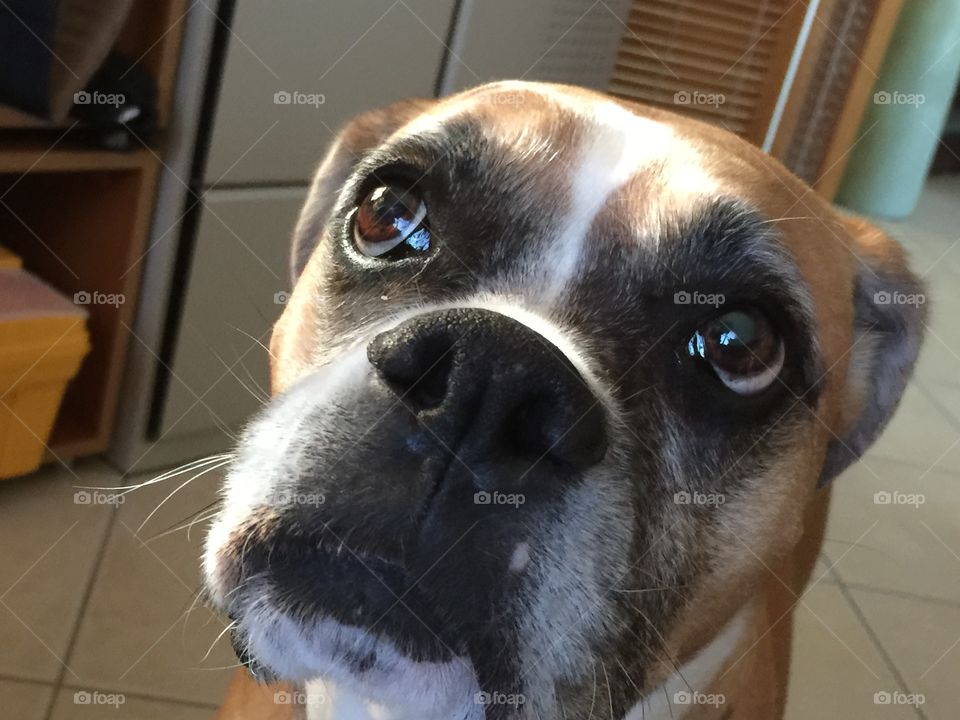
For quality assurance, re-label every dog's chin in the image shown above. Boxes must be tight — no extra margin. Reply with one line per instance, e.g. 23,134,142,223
223,571,483,719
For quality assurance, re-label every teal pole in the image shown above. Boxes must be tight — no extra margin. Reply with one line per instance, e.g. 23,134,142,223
835,1,960,218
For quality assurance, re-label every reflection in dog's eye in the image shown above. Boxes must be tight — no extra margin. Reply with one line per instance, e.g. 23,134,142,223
352,184,430,258
688,308,784,395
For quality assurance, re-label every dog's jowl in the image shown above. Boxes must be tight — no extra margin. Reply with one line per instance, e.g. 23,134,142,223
204,81,925,720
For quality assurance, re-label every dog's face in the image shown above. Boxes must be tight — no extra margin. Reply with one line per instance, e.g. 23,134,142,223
203,82,924,719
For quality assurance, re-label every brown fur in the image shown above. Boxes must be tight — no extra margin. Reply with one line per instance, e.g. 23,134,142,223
216,82,922,719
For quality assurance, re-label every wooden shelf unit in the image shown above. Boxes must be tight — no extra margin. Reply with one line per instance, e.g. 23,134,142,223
0,0,187,462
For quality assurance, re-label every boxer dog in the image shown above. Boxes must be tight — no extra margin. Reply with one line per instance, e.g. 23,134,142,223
203,81,926,719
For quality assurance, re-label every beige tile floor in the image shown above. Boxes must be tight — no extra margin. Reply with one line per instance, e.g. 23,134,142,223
1,176,959,719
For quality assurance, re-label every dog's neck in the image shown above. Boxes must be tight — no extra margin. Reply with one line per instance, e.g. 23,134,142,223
302,605,750,720
623,603,750,720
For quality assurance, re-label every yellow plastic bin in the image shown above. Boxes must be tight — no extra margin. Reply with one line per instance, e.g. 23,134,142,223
0,246,21,269
0,265,90,478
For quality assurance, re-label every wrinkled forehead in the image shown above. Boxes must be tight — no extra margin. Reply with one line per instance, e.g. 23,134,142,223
330,83,823,349
391,82,720,228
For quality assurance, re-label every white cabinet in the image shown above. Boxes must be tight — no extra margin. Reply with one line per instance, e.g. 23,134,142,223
158,188,305,438
155,0,457,442
205,0,457,185
441,0,631,94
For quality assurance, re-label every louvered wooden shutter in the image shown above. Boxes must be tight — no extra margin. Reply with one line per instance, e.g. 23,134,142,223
609,0,803,139
608,0,904,198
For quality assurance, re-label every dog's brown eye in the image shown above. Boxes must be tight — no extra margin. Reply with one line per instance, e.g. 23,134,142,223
352,184,430,258
688,309,784,395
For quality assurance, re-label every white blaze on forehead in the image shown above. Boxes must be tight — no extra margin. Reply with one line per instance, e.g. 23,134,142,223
389,82,719,307
545,101,668,300
527,88,718,301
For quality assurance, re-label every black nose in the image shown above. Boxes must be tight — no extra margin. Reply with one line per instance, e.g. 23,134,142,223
367,308,607,485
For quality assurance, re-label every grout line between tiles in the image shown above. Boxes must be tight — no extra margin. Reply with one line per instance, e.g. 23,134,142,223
819,545,960,608
826,553,930,720
0,672,57,689
840,581,960,610
817,549,846,586
42,504,121,720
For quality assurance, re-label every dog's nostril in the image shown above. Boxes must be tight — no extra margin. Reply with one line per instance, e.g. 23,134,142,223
368,332,455,412
502,393,607,469
405,349,452,410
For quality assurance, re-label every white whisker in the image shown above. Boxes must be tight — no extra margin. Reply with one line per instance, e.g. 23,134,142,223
231,325,277,360
79,453,233,493
757,216,817,225
144,506,222,544
601,661,614,719
201,619,237,662
136,459,233,534
193,662,248,671
613,585,690,595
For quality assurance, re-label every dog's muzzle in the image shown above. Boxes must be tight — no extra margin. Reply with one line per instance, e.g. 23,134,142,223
206,308,607,683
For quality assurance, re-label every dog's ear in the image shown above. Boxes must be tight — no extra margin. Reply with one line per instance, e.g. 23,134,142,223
290,98,435,280
819,216,927,484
